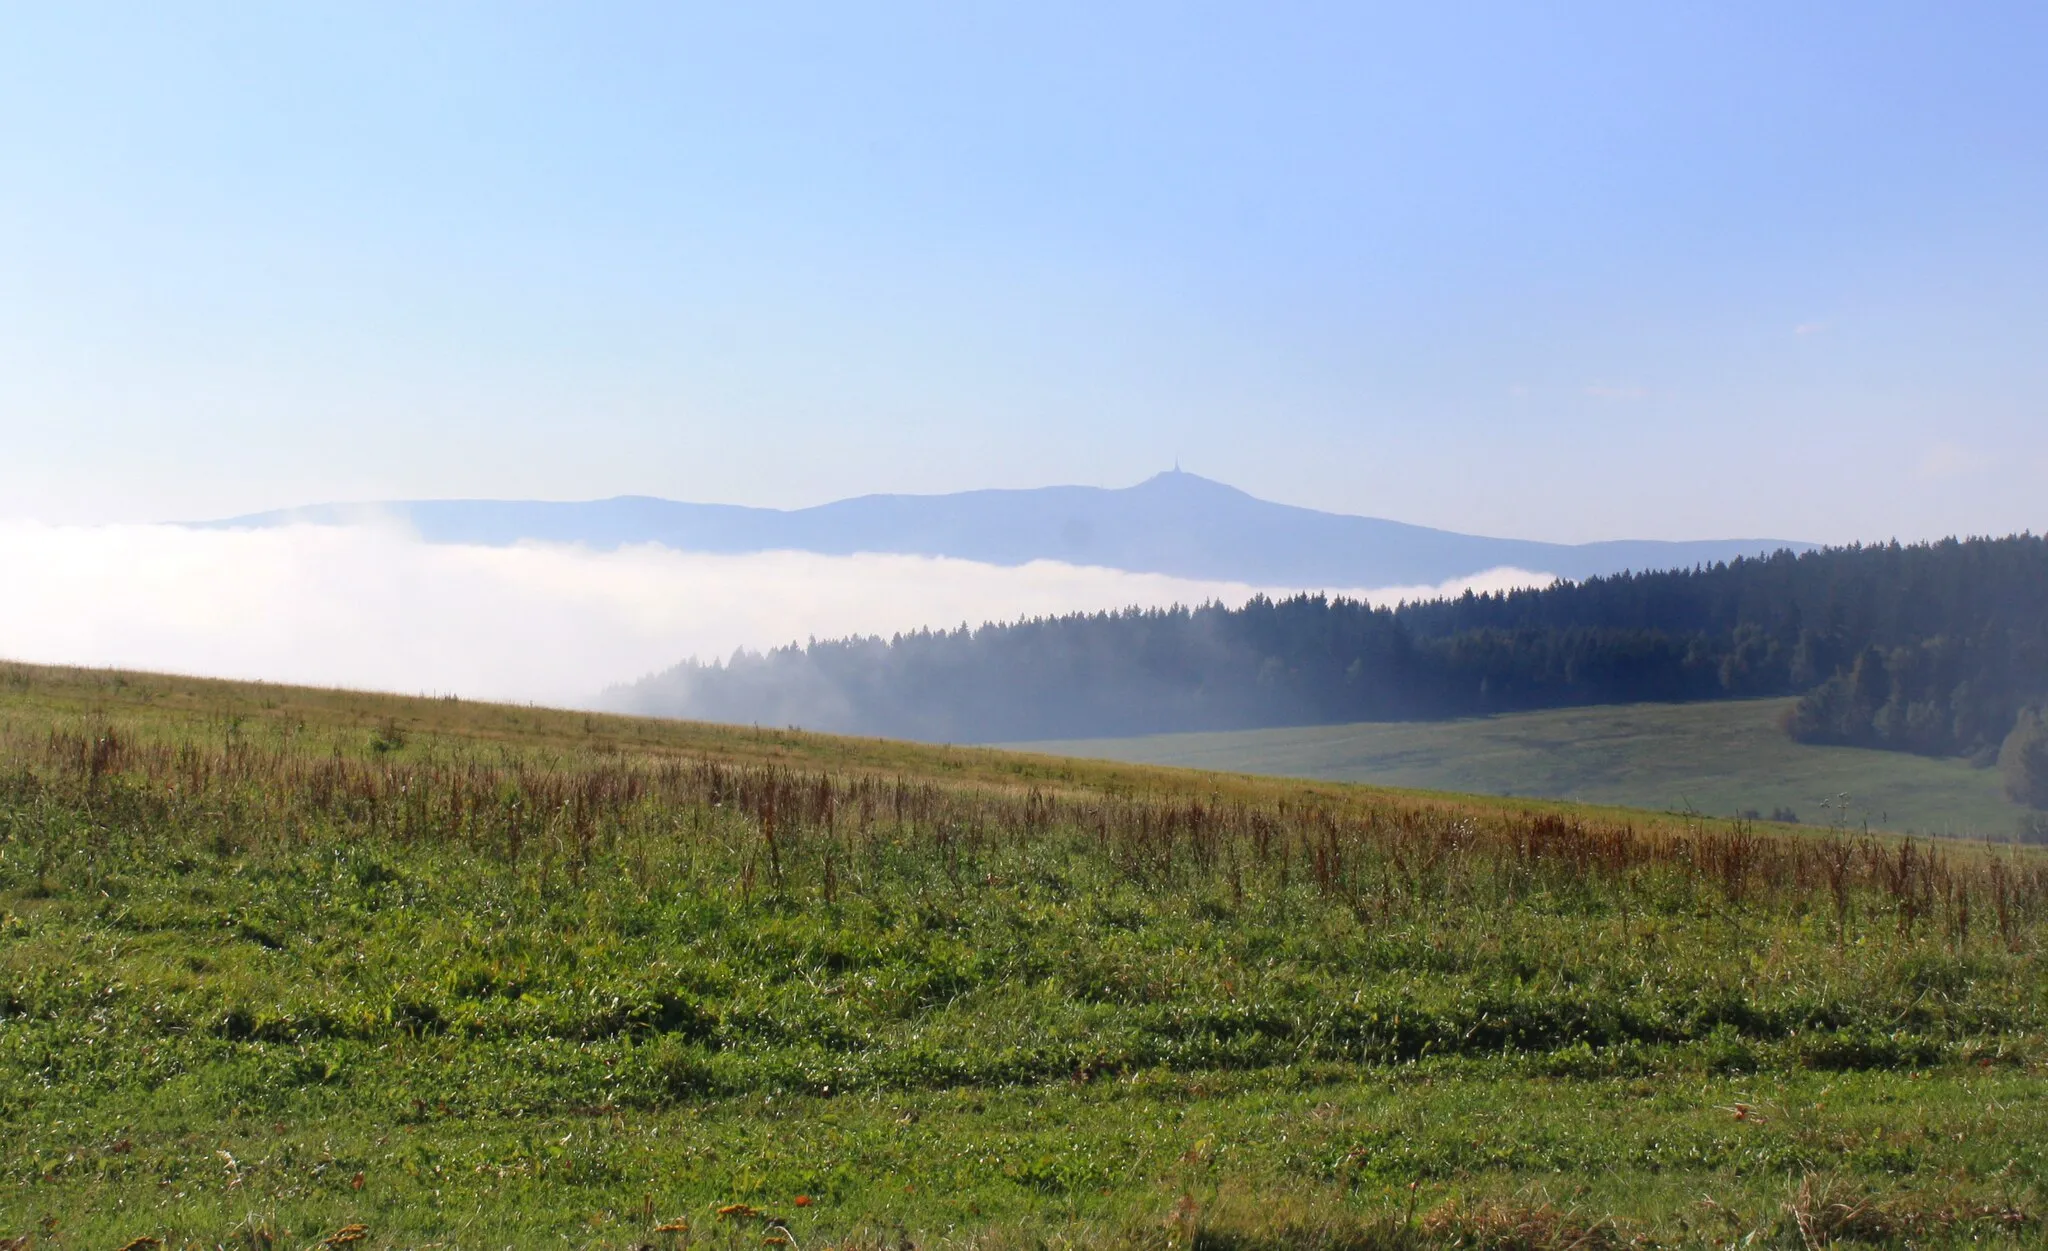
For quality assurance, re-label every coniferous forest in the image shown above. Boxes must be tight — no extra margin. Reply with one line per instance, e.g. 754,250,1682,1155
616,535,2048,804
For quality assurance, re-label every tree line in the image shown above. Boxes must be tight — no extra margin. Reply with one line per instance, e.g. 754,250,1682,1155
613,535,2048,806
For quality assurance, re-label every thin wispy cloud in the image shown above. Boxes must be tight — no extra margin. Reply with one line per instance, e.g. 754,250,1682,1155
1917,441,1987,481
1794,321,1828,336
0,523,1552,709
1584,382,1649,401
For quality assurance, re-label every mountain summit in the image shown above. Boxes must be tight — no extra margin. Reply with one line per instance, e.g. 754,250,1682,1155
205,473,1806,589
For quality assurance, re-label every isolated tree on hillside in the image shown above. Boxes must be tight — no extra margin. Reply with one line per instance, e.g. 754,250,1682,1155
2001,708,2048,809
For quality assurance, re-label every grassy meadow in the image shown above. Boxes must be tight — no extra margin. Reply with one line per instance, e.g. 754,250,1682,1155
1017,699,2025,839
1,662,2045,1248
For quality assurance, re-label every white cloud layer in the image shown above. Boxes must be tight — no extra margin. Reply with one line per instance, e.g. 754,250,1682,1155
0,523,1550,708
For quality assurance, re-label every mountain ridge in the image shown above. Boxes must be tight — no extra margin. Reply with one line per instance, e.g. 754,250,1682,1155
202,470,1810,588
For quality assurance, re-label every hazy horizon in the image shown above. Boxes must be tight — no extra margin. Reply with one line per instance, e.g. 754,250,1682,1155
197,467,1820,547
0,518,1550,706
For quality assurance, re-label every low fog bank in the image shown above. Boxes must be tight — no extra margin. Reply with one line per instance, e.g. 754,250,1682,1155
0,521,1551,709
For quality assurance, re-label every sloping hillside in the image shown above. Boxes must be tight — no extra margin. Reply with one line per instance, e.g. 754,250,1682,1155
4,661,2045,1246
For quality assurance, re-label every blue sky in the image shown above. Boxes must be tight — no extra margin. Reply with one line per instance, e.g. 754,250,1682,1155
2,2,2044,542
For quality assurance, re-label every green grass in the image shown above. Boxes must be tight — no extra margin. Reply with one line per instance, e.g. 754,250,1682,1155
1017,699,2026,838
2,663,2046,1248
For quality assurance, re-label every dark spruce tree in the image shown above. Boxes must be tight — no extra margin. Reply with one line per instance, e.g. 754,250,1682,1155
2001,709,2048,811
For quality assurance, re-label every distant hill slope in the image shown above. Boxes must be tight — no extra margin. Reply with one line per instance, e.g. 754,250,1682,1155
1014,698,2027,839
202,470,1805,588
610,535,2048,761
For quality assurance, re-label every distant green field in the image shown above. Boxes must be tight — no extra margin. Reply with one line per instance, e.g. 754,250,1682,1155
1019,698,2027,838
